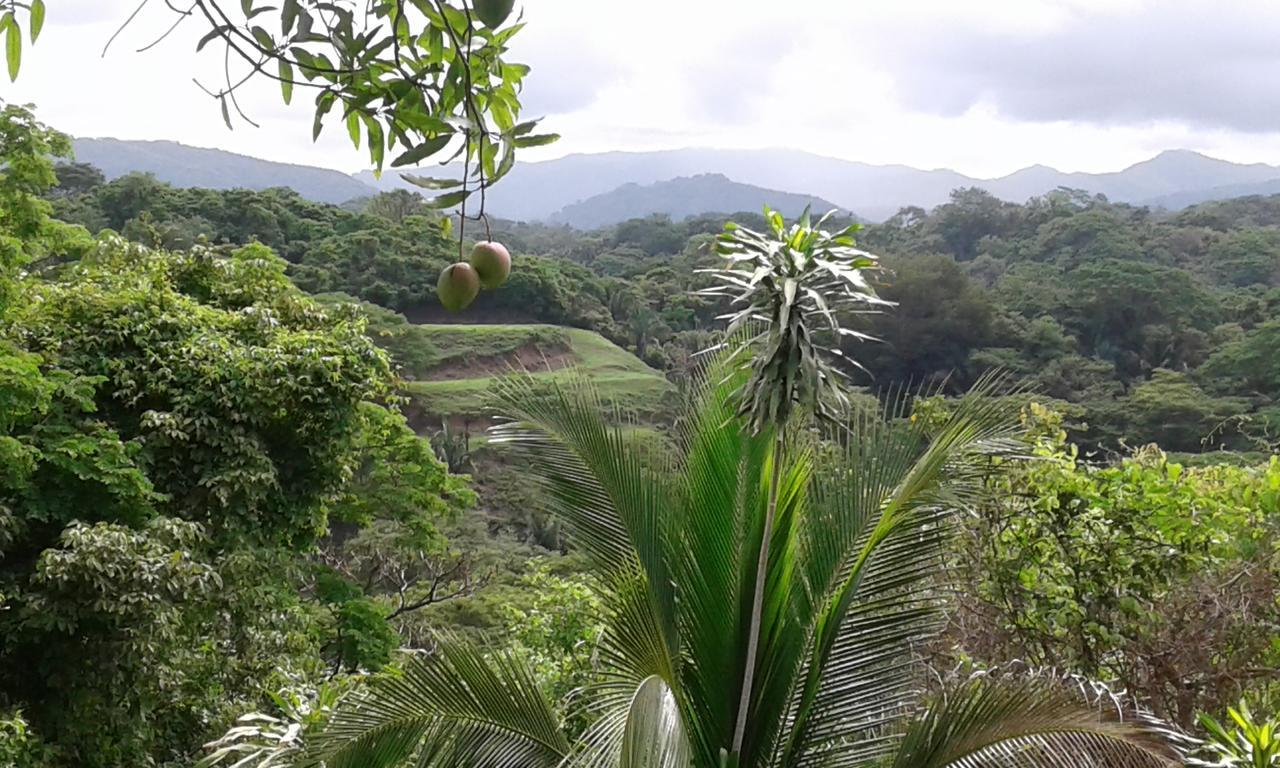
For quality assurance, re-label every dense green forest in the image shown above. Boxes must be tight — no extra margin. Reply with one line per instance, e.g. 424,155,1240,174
6,0,1280,762
48,163,1280,455
4,87,1280,768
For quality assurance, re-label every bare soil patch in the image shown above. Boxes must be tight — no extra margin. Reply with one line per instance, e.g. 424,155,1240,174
419,343,576,381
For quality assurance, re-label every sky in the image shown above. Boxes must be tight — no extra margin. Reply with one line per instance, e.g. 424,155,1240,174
6,0,1280,177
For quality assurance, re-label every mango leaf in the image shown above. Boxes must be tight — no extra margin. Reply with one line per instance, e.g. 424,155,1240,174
424,189,471,209
197,25,229,52
4,13,20,81
312,91,335,139
391,134,454,168
513,133,558,148
281,0,299,34
251,25,273,49
401,174,463,190
29,0,45,43
278,60,294,104
492,140,515,183
509,119,540,137
345,111,361,149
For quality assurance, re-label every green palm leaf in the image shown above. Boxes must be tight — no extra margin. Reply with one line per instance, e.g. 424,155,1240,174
313,332,1188,768
775,376,1031,768
889,677,1186,768
307,638,570,768
668,359,759,761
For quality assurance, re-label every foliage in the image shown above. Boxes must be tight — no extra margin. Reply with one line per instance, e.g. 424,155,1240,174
0,102,86,300
0,110,466,765
948,403,1280,727
499,565,605,736
59,167,1280,452
331,402,473,529
1202,319,1280,400
431,421,473,472
1194,702,1280,768
8,238,396,548
12,0,554,185
308,364,1184,767
860,252,993,386
0,709,51,767
196,678,348,768
703,207,886,430
330,597,400,672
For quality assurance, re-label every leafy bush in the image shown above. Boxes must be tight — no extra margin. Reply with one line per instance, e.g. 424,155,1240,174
949,403,1280,726
1194,702,1280,767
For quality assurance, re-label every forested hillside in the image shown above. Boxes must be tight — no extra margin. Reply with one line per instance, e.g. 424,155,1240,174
3,105,1278,765
546,173,842,228
6,0,1280,763
50,169,1280,456
70,138,379,204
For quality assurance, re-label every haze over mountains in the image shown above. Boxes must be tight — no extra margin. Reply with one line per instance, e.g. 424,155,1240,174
72,138,1280,225
547,174,841,229
73,138,376,205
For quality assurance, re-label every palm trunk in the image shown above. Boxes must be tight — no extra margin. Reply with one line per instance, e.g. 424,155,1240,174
731,429,786,757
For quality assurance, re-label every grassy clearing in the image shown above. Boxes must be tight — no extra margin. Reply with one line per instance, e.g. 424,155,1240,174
402,324,674,423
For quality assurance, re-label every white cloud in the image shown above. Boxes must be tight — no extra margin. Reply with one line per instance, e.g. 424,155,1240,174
7,0,1280,177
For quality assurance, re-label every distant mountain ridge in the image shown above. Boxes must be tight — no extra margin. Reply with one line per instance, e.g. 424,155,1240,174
71,138,1280,223
71,138,377,205
360,147,1280,221
548,173,843,228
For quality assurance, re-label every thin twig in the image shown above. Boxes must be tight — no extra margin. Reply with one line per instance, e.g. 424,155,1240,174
102,0,153,57
136,1,195,52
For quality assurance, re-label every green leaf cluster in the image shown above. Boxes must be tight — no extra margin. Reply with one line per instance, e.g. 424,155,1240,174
952,402,1280,726
0,105,470,766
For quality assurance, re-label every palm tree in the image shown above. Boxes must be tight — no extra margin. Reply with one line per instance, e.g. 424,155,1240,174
307,210,1186,768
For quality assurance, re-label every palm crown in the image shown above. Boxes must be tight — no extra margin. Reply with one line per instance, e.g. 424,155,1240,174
306,211,1187,768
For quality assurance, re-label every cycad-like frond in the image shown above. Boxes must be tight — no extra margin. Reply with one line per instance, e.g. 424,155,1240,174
567,675,692,768
489,374,679,660
308,638,570,768
668,359,759,762
699,207,889,432
888,677,1186,768
776,376,1031,768
489,375,670,576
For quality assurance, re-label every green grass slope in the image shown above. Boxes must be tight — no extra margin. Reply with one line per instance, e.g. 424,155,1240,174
401,324,673,424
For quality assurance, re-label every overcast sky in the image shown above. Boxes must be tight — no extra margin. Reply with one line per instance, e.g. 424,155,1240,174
6,0,1280,177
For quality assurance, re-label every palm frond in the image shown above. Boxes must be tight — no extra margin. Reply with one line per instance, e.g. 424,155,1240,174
668,355,759,763
779,375,1030,767
561,675,690,768
621,675,691,768
888,676,1187,768
488,373,679,654
734,438,817,762
308,638,570,768
488,374,656,570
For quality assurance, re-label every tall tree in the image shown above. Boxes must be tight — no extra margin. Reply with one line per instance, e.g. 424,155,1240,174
0,104,467,765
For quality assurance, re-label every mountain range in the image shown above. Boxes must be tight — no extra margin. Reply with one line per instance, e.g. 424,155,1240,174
70,138,1280,224
72,138,377,205
547,174,841,229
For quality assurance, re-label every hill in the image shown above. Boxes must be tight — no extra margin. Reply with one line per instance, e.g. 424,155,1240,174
71,138,377,205
69,138,1280,222
386,323,674,427
359,147,1280,222
547,173,844,228
1143,177,1280,210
